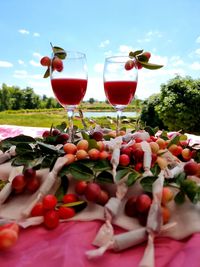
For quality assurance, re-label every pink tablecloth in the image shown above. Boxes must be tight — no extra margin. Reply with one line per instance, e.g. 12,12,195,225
1,125,200,267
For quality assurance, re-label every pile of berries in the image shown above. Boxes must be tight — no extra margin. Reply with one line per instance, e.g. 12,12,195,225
42,128,69,145
125,186,173,226
31,193,81,229
12,168,40,194
75,181,110,206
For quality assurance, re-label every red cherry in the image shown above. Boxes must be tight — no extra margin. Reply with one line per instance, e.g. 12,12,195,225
24,168,36,179
43,195,57,210
40,56,51,67
31,202,44,217
75,181,88,195
58,206,75,219
119,154,130,166
62,194,79,204
43,210,59,229
124,60,135,71
84,183,101,202
26,177,40,193
42,130,50,138
52,57,63,72
12,174,27,192
136,194,152,213
91,131,103,141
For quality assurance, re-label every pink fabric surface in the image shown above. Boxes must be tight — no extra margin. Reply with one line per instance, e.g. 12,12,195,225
1,125,200,267
0,220,200,267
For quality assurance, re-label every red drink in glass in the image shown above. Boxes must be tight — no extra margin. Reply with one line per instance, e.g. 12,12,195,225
104,80,137,106
51,78,87,106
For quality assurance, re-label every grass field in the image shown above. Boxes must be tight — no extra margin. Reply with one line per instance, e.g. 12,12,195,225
0,108,139,129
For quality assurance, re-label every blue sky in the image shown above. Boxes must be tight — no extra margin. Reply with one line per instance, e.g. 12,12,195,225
0,0,200,101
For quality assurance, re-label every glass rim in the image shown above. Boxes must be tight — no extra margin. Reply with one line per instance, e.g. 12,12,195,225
54,50,86,59
105,55,136,63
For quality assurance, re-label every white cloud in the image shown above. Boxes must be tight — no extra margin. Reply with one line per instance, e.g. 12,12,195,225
18,29,30,35
189,62,200,70
13,70,28,78
29,60,40,67
169,56,184,67
33,52,42,59
118,45,133,54
137,30,162,43
33,32,40,37
99,40,110,48
18,59,25,65
0,61,13,67
196,36,200,43
13,70,42,80
195,48,200,56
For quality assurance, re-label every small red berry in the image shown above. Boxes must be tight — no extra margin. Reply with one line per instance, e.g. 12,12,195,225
40,56,51,67
119,154,130,166
12,174,27,192
31,202,44,217
42,130,50,138
43,210,59,229
75,181,88,195
62,193,79,204
58,206,75,219
26,177,40,193
24,168,36,180
43,194,57,210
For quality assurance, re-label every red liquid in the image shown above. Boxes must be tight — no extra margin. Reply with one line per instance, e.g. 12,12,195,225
51,78,87,106
104,81,137,106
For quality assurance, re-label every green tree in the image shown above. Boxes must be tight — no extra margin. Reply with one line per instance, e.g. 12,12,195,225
140,93,166,129
155,75,200,134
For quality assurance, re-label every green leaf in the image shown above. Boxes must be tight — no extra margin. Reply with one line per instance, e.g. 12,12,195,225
137,60,163,70
81,131,90,141
126,171,140,187
115,168,130,182
88,139,98,150
174,191,185,204
52,46,67,59
61,200,87,213
55,175,69,201
69,162,94,181
56,122,67,132
151,163,161,177
96,171,113,184
140,176,158,193
93,160,112,172
137,54,149,62
144,126,155,136
167,135,180,148
37,141,64,156
174,172,186,185
129,50,143,58
181,179,198,203
15,143,33,155
43,67,50,78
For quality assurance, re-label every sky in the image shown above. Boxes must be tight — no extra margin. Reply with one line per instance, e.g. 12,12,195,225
0,0,200,102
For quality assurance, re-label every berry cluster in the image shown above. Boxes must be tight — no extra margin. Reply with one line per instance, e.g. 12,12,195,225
75,181,110,206
125,186,173,226
42,128,69,145
11,168,40,194
31,193,81,229
125,49,163,71
40,44,66,78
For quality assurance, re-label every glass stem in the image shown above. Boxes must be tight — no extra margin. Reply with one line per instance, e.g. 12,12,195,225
116,109,123,136
67,108,75,143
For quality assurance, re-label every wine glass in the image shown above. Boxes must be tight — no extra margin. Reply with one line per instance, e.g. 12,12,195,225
103,56,138,136
50,51,88,142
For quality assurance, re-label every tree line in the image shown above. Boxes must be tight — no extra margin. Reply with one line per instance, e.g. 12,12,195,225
0,83,61,111
140,75,200,134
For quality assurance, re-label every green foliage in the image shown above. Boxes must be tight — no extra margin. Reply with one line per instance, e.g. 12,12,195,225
140,94,166,129
156,76,200,134
0,83,60,111
140,76,200,134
